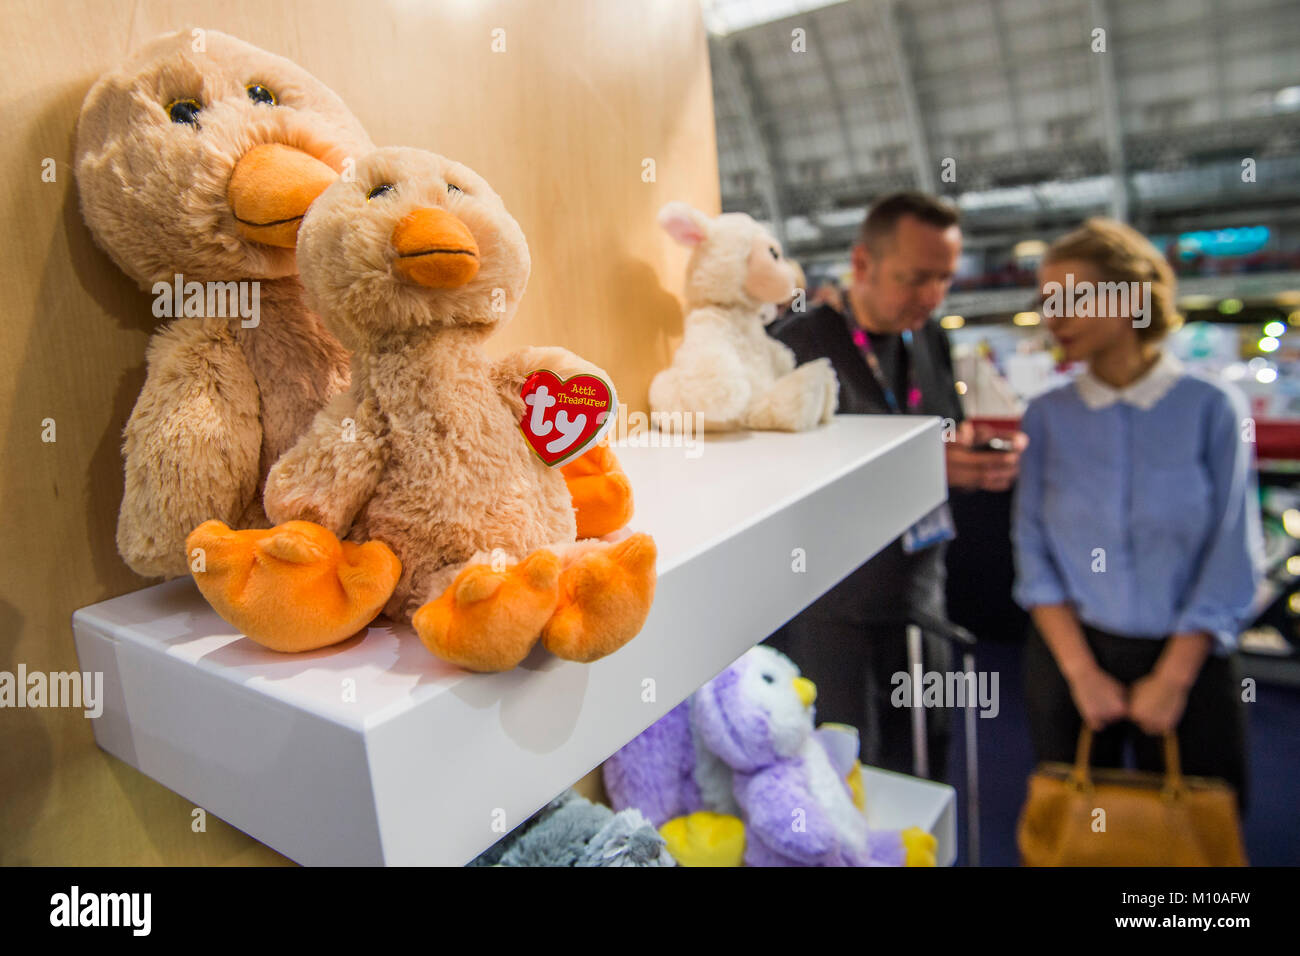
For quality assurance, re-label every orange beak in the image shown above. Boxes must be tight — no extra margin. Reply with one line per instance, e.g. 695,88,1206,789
228,143,338,248
391,207,480,288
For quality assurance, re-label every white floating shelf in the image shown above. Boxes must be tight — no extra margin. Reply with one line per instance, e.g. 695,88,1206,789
72,415,946,865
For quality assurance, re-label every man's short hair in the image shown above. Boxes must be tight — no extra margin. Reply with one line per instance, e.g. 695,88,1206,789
858,191,960,256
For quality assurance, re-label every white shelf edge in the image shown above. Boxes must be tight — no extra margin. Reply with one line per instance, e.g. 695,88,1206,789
71,415,948,865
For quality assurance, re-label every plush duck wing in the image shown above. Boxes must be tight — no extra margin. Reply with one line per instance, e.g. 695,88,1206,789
493,346,633,538
117,318,262,578
491,345,610,416
263,388,389,537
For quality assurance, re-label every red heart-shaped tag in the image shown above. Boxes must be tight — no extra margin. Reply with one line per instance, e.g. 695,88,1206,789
519,369,618,467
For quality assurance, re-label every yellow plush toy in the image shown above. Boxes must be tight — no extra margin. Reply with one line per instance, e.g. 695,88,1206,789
189,148,656,672
659,812,747,868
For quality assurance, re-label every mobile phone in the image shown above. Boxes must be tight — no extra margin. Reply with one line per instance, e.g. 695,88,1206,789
972,436,1015,453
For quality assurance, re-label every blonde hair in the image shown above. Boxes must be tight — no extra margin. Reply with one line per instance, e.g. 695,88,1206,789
1043,218,1182,342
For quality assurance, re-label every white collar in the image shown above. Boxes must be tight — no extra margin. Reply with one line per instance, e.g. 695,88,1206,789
1075,351,1184,411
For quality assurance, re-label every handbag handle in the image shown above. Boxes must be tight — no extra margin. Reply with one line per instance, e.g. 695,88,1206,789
1069,727,1186,797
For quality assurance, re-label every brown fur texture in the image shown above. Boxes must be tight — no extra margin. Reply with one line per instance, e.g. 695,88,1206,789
271,148,579,616
233,277,350,516
76,30,370,285
75,30,371,578
262,148,655,669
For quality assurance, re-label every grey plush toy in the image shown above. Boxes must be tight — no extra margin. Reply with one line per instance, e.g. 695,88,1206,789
469,789,675,867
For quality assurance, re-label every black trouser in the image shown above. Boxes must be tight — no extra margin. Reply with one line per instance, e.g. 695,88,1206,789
766,617,953,780
1023,623,1249,812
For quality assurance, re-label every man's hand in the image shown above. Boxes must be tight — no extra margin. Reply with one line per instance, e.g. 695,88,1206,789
945,421,1028,492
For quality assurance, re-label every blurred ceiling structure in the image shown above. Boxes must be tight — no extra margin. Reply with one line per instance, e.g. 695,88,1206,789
704,0,1300,291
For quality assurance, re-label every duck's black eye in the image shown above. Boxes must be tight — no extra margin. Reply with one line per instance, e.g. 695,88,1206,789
366,184,395,201
167,98,202,126
762,673,775,684
246,84,277,106
769,246,780,260
447,183,462,195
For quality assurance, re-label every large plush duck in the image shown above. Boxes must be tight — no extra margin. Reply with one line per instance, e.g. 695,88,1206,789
188,148,656,671
75,29,372,578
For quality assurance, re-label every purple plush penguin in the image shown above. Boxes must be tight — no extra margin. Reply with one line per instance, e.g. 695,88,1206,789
692,645,882,867
602,695,739,828
605,645,933,866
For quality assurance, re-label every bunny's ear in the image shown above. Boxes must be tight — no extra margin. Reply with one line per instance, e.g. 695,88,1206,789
658,201,710,246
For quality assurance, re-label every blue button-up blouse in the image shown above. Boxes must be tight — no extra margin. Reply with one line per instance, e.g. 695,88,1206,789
1011,357,1263,654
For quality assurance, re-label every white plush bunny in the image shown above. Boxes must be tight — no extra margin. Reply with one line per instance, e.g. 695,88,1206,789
650,202,838,431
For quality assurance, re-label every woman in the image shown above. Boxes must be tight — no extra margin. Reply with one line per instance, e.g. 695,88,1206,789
1012,218,1260,805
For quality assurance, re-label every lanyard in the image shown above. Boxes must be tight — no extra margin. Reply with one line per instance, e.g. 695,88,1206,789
845,310,921,413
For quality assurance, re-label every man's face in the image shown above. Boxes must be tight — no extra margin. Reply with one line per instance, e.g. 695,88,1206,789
850,215,961,333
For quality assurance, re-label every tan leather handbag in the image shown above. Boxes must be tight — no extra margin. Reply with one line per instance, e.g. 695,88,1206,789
1017,728,1247,866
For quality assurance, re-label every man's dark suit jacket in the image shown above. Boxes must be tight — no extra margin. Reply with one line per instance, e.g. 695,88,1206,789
767,304,965,624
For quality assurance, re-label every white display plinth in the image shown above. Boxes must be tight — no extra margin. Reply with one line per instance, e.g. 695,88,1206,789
862,767,958,867
72,415,947,865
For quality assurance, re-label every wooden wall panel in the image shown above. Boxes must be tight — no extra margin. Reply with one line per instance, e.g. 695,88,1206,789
0,0,718,865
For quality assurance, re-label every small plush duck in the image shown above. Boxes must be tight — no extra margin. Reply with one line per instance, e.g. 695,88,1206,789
189,147,656,671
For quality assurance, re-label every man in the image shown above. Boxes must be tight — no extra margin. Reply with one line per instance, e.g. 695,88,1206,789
766,192,1026,778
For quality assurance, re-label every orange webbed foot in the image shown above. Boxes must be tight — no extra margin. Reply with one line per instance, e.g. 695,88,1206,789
561,444,634,539
541,533,657,662
187,520,401,653
412,550,561,672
